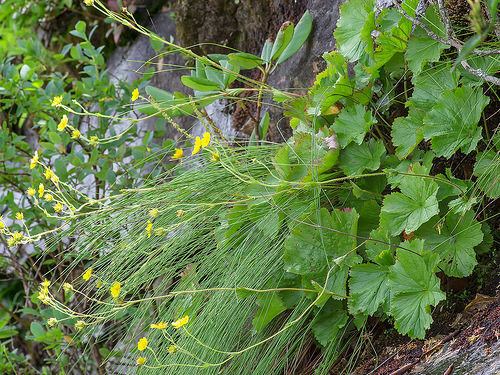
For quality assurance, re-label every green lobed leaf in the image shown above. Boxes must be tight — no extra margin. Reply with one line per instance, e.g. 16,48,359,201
331,104,375,148
252,293,287,332
283,208,360,276
348,263,390,316
391,108,425,159
408,64,459,110
380,173,439,236
365,227,398,265
388,240,446,339
339,138,386,175
423,86,489,158
418,211,483,277
473,150,500,199
311,299,349,346
405,5,448,76
334,0,375,62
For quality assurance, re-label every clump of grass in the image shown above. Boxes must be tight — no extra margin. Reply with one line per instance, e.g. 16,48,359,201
41,141,347,374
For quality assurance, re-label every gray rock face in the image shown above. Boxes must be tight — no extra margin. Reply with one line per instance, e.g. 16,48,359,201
410,340,500,375
270,0,340,91
107,11,194,140
107,1,343,141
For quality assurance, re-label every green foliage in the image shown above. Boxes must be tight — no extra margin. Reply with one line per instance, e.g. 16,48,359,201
388,241,446,339
423,86,489,157
1,0,498,373
380,173,439,236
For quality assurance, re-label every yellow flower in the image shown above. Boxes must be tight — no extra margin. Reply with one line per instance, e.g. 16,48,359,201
167,345,177,354
110,281,121,299
47,318,58,327
136,357,146,366
15,212,24,221
84,0,94,6
51,96,63,107
71,129,81,139
75,320,86,331
29,151,39,169
171,315,189,329
53,202,63,213
41,279,51,288
82,268,93,281
172,148,183,159
38,289,50,304
38,183,45,197
7,233,21,247
63,283,73,292
131,88,140,102
27,187,36,197
191,136,202,155
210,151,220,162
89,136,99,146
201,132,211,147
51,174,59,185
137,337,148,351
0,217,5,230
176,209,185,218
44,169,54,180
145,220,153,238
57,115,68,131
148,208,159,219
44,193,53,202
150,322,167,330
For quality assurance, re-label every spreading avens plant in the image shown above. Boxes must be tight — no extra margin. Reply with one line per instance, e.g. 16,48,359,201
2,0,498,373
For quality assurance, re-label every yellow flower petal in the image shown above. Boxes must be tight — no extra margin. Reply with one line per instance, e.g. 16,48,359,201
29,151,39,169
146,220,153,238
57,115,68,131
171,315,189,329
51,96,63,107
71,129,81,139
15,212,24,221
44,169,54,180
137,337,148,351
82,268,93,281
27,187,36,197
150,322,167,330
53,202,63,213
89,136,99,146
148,208,159,219
41,279,51,288
136,356,146,365
172,148,183,160
191,137,202,155
131,88,140,102
38,183,45,197
201,132,211,148
110,281,121,299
